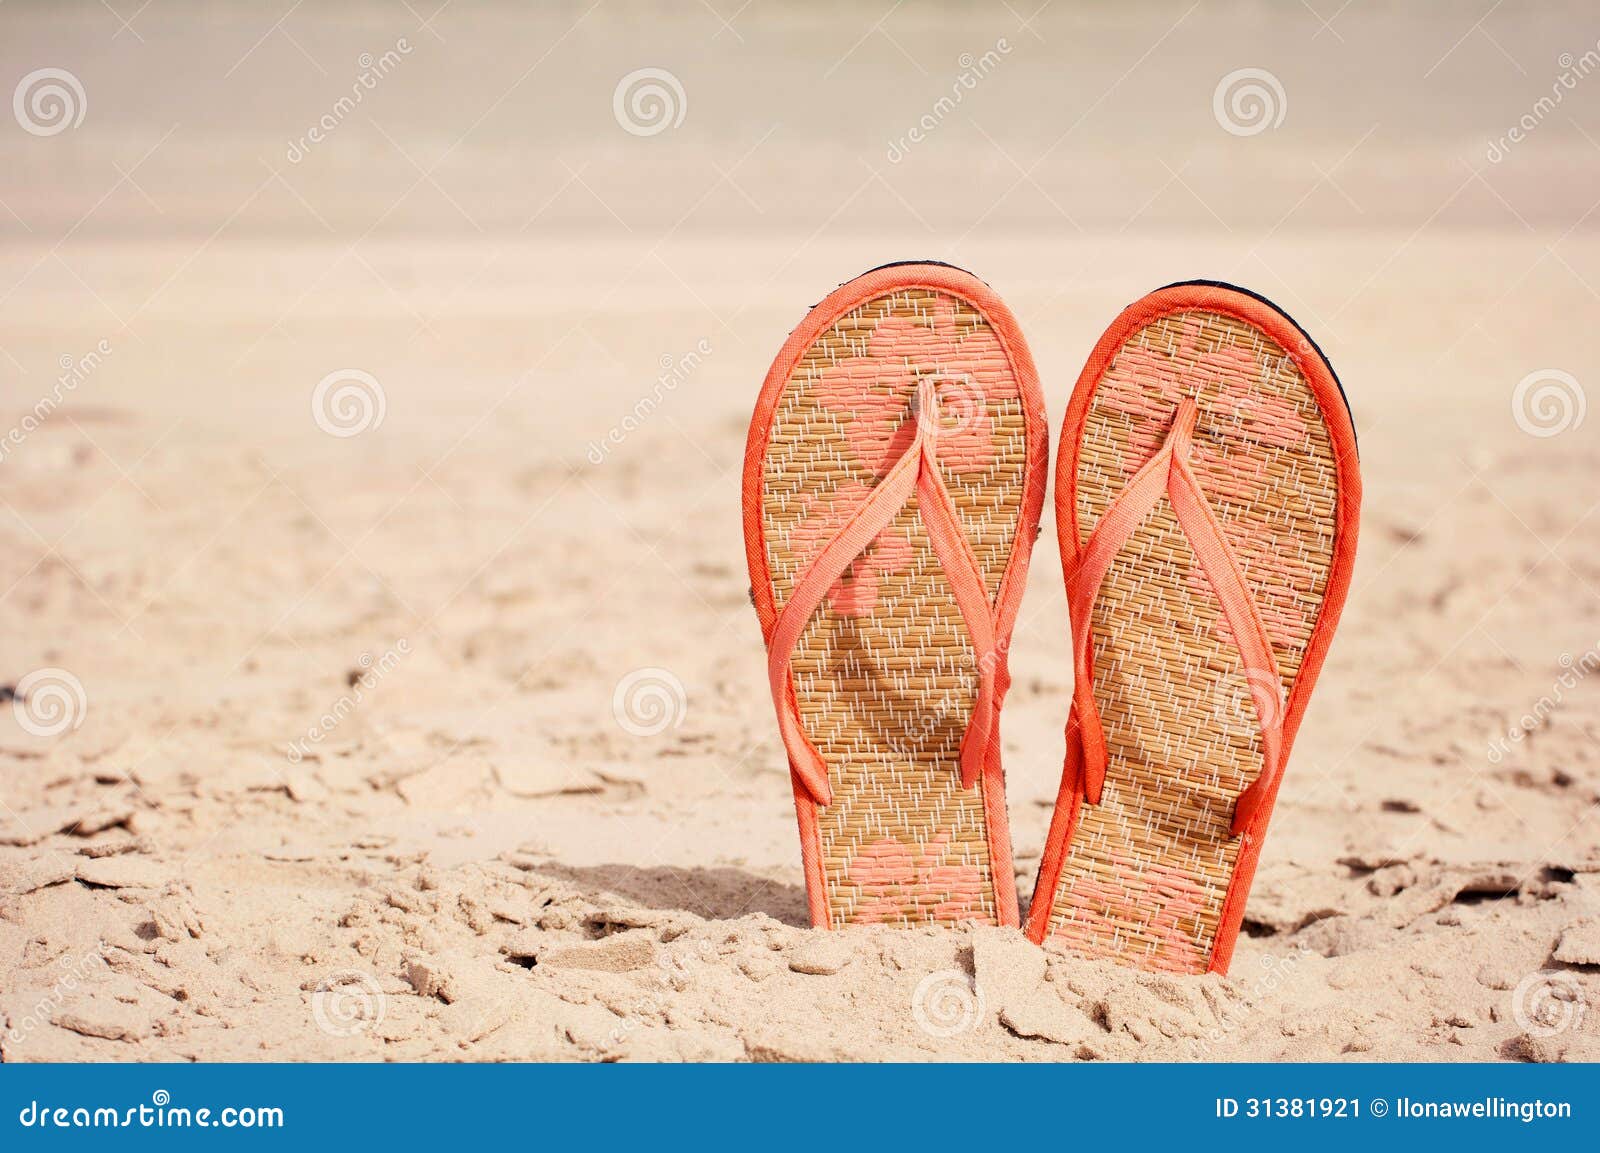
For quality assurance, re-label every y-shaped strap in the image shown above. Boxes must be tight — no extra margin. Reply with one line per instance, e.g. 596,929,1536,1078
768,379,999,807
1065,399,1284,836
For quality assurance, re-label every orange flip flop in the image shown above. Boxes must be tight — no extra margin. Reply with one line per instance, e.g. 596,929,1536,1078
743,262,1049,928
1026,281,1361,973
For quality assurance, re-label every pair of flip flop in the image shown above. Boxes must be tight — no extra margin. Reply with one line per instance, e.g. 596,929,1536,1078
742,263,1360,975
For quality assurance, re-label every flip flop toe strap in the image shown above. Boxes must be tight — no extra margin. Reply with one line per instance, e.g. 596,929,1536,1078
1064,399,1284,837
767,379,999,807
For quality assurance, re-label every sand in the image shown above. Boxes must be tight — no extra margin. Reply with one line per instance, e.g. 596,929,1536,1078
2,1,1599,1061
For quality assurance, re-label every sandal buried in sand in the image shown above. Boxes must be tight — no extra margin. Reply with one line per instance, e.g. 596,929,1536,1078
743,263,1048,928
1026,281,1361,973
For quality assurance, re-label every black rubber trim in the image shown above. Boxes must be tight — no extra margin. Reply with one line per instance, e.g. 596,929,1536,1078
813,260,987,309
855,258,982,280
1153,278,1357,457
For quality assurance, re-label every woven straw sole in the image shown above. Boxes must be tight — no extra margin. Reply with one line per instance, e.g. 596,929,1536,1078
745,266,1046,928
1029,286,1358,973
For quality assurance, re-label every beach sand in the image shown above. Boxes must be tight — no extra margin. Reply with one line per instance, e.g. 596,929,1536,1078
2,1,1599,1060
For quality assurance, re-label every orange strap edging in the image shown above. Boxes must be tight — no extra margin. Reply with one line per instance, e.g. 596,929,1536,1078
766,379,999,806
1064,398,1285,835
